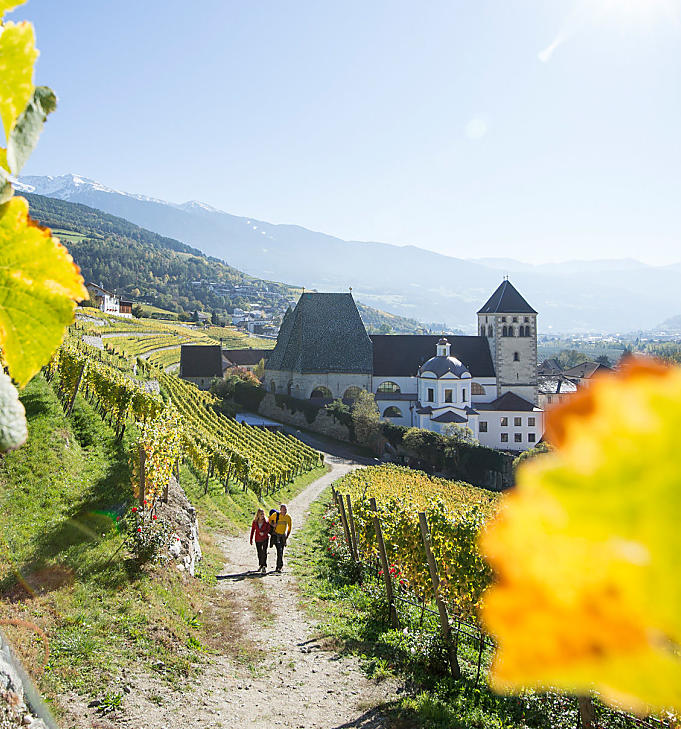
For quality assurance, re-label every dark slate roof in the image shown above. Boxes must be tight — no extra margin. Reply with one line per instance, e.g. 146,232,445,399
431,411,467,423
266,293,373,374
419,355,470,378
475,391,537,411
371,335,495,378
538,358,562,376
223,349,270,367
477,280,537,314
180,345,224,378
561,361,612,379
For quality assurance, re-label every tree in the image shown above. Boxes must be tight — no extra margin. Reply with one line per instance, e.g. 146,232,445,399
556,349,590,368
132,304,144,318
253,358,266,380
351,390,381,449
442,423,478,445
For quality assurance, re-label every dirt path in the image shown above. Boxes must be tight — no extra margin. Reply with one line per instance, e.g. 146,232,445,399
86,452,397,729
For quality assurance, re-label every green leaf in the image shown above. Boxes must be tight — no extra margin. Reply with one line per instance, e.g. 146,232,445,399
0,0,26,17
6,86,56,174
0,20,37,140
0,167,11,204
0,369,26,451
0,196,88,387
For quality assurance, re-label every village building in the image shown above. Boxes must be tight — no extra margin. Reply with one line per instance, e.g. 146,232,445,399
537,375,578,409
264,281,544,451
179,344,224,389
85,282,133,318
223,349,269,372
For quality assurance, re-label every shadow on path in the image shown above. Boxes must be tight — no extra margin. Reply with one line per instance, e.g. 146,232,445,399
332,705,398,729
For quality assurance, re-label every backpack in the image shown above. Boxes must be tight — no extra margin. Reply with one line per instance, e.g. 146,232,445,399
269,510,279,548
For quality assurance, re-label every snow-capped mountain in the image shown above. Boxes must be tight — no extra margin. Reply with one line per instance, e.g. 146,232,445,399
18,173,681,332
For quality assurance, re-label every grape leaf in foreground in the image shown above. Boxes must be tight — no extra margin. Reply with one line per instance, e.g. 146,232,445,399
0,20,37,145
0,196,87,386
480,358,681,716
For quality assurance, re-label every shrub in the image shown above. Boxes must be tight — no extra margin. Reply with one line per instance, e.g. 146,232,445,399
121,506,171,565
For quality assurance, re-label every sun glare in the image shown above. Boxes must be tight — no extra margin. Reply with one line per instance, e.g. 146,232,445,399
588,0,680,26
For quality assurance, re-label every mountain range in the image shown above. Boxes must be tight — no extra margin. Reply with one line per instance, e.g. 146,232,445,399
18,174,681,332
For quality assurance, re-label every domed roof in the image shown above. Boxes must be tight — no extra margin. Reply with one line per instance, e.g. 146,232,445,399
419,355,470,378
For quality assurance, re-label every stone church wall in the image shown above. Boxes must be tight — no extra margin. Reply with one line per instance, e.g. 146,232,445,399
257,393,352,441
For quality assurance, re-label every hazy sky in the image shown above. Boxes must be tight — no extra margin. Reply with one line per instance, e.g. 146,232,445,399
16,0,681,264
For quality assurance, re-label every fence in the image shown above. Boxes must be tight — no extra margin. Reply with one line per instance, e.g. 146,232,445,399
329,486,670,729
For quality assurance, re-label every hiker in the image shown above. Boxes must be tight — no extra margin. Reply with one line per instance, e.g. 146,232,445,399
250,508,270,573
269,503,292,573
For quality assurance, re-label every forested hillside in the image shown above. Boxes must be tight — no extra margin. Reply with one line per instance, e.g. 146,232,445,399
26,193,425,332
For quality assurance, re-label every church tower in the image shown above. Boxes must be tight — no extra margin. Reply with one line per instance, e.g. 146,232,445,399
477,279,538,404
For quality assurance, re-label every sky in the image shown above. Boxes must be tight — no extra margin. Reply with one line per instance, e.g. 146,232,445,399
14,0,681,264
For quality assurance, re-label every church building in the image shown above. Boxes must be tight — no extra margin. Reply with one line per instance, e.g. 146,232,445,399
264,280,543,451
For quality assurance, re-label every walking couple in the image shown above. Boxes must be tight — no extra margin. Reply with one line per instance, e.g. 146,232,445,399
249,504,292,574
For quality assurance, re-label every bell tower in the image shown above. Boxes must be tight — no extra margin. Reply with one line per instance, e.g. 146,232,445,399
477,279,538,404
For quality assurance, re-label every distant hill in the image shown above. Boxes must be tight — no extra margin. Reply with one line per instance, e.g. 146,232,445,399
656,314,681,333
25,193,426,334
19,174,681,332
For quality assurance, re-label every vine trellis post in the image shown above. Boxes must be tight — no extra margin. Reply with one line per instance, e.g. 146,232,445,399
369,497,399,628
418,511,461,678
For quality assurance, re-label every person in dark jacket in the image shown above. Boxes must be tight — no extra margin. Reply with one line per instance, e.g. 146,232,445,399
250,508,271,573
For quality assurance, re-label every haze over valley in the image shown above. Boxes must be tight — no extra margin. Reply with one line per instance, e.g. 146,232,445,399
19,174,681,333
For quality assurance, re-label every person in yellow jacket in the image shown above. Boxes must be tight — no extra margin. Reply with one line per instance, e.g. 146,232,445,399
269,503,292,573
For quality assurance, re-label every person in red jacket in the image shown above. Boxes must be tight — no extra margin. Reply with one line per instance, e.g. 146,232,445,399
250,508,271,573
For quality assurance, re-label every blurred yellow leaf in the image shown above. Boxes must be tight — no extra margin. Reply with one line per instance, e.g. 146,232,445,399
480,359,681,716
0,196,87,386
0,1,27,18
0,20,37,140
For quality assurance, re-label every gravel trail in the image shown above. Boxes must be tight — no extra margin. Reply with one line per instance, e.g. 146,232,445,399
67,451,396,729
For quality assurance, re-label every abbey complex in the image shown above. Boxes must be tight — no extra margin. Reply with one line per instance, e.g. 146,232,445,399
264,280,544,451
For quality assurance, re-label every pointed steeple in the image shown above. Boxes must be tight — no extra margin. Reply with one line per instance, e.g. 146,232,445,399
477,280,536,314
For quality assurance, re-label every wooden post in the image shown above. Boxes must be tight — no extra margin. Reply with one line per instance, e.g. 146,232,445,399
369,497,399,628
337,494,354,557
475,632,484,686
418,511,461,678
138,447,146,507
577,697,596,729
345,494,360,562
66,362,87,415
204,458,213,494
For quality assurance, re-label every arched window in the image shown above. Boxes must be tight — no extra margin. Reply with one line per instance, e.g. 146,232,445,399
383,406,403,418
270,380,277,393
462,389,467,402
471,382,485,395
525,325,531,337
513,352,520,362
480,325,485,336
487,325,493,337
343,386,363,401
310,386,332,399
377,381,401,394
287,381,293,396
502,325,508,337
508,326,515,337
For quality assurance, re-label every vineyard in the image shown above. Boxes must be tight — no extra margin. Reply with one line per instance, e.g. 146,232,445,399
336,465,497,624
327,465,668,729
46,327,320,507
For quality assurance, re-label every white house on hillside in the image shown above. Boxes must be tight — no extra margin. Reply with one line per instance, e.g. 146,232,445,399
86,282,133,318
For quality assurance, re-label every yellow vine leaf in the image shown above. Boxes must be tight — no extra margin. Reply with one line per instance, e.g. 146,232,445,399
480,358,681,716
0,1,27,18
0,20,37,145
0,196,87,386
